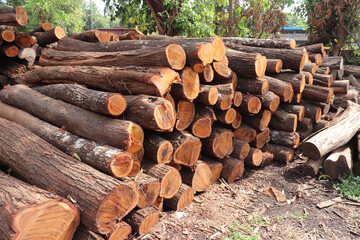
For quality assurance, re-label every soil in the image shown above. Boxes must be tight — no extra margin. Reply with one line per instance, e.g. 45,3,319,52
134,157,360,240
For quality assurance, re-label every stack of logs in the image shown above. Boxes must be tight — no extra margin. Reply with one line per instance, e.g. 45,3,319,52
1,5,360,240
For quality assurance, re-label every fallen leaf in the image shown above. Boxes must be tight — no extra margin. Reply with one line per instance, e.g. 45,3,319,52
264,186,287,202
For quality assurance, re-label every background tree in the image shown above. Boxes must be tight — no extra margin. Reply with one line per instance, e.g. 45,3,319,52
82,1,111,31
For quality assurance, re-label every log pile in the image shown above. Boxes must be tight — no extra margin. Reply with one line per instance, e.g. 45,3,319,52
2,6,360,239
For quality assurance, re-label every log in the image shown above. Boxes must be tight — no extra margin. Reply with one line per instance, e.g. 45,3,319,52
0,102,134,178
0,118,137,234
264,76,293,102
297,118,314,141
331,80,349,94
313,73,333,87
19,66,181,97
303,62,317,74
40,44,186,70
160,131,201,166
262,143,294,164
0,85,144,153
238,94,261,114
0,28,15,42
233,91,243,107
0,6,27,26
237,78,269,95
33,84,126,116
309,53,323,66
233,122,257,142
222,37,296,49
255,91,280,112
304,43,325,56
194,84,219,105
29,22,53,35
302,105,360,159
107,222,132,240
333,89,358,107
17,47,36,66
33,27,66,46
324,145,353,179
164,184,194,211
73,224,105,240
1,43,19,57
301,102,322,123
0,171,80,240
269,130,300,148
212,58,232,80
321,56,343,70
142,161,181,199
316,67,330,75
180,160,211,192
213,83,234,110
226,48,264,78
270,72,306,93
128,160,141,177
345,74,360,88
171,67,200,101
226,43,307,72
175,100,195,131
125,206,159,235
200,155,223,183
279,103,305,121
14,32,32,48
313,119,329,132
229,109,242,129
153,197,163,212
344,65,360,78
299,158,325,177
269,110,297,132
230,139,250,160
266,59,283,73
301,71,313,84
132,147,144,162
221,156,245,183
188,105,215,138
200,64,214,82
0,58,26,79
143,133,173,164
301,84,334,104
244,147,263,166
214,108,236,124
291,93,302,104
201,126,233,159
243,110,272,131
251,128,270,149
70,30,109,42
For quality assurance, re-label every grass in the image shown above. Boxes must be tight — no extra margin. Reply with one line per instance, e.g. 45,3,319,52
224,224,260,240
334,173,360,202
289,211,309,220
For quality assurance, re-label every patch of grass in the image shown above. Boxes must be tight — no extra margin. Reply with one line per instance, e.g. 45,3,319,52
224,224,260,240
275,215,284,221
289,211,309,219
351,213,360,219
334,173,360,202
249,214,270,225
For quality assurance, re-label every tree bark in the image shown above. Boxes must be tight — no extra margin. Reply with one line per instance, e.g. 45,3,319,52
301,102,322,123
301,84,334,103
201,126,233,159
1,43,19,57
269,130,300,148
309,54,323,66
180,160,211,192
237,78,269,95
344,65,360,78
70,30,109,42
143,132,173,164
29,22,53,35
321,56,344,70
1,28,15,42
226,48,264,78
243,109,272,131
214,108,236,124
332,89,358,107
125,206,159,235
324,145,353,179
299,158,325,177
238,94,261,114
0,58,26,79
221,156,245,183
164,184,194,211
313,119,329,132
73,224,105,240
255,91,280,112
251,128,270,149
0,6,27,26
264,76,293,102
107,221,132,240
222,37,296,49
303,62,317,74
266,59,283,73
279,103,305,122
297,118,314,141
212,58,232,80
270,72,306,93
262,143,294,164
244,147,263,166
33,27,66,46
269,110,297,132
194,84,219,105
304,43,325,56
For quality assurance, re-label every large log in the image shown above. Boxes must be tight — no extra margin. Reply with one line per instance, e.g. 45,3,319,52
226,48,264,78
180,160,211,192
0,171,80,240
70,30,110,42
301,84,334,104
313,73,333,87
256,91,280,112
201,126,234,159
19,66,181,97
222,37,296,49
269,130,300,148
33,27,66,46
143,133,173,164
243,110,272,131
313,119,329,132
345,74,360,88
175,100,195,131
233,122,257,142
237,78,269,95
0,6,27,26
0,85,144,153
39,44,186,70
164,184,194,211
331,80,349,94
264,76,293,102
269,110,297,132
302,71,313,84
324,145,353,179
332,89,358,107
302,105,360,159
0,102,134,178
14,32,32,48
230,139,250,160
125,206,159,235
262,143,294,164
301,102,322,123
0,58,26,79
33,84,126,116
0,118,137,234
221,156,245,183
303,62,317,74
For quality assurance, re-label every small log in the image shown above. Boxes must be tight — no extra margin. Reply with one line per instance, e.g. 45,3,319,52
304,43,325,56
200,155,223,183
303,63,317,74
324,145,353,179
302,105,360,159
226,48,264,78
0,85,144,153
1,43,19,57
270,130,300,148
256,91,280,112
262,143,294,164
188,105,215,138
0,171,80,240
261,152,274,166
200,64,214,82
70,30,110,42
238,94,261,114
243,110,272,131
221,156,245,183
222,37,296,49
0,28,15,42
279,103,305,121
0,118,137,234
313,73,333,87
212,58,232,80
214,108,236,124
143,133,173,164
160,131,201,166
14,32,32,48
345,74,360,88
233,91,243,107
302,71,313,84
33,27,66,46
313,119,329,132
291,93,302,104
309,53,323,66
153,197,163,212
164,184,194,211
29,22,53,35
171,67,200,101
302,84,334,104
201,126,233,159
213,83,234,110
321,56,344,70
266,59,283,73
128,160,141,177
316,67,330,75
230,139,250,160
211,71,238,90
301,102,322,123
299,158,325,177
331,80,349,94
251,128,270,149
270,72,306,93
0,102,134,178
244,147,263,166
0,6,27,26
233,122,257,142
264,76,293,102
180,160,211,192
33,84,126,116
142,161,181,198
125,206,159,235
333,89,358,107
269,110,297,132
297,118,314,141
194,84,219,105
237,78,269,95
229,109,242,129
175,100,195,131
107,221,132,240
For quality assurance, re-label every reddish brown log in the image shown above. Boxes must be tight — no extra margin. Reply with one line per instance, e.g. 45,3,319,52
243,110,272,131
269,110,297,132
226,48,264,78
262,143,294,164
230,110,242,129
309,54,323,66
238,94,261,114
299,158,325,177
171,67,200,101
0,85,144,153
188,105,215,138
0,6,27,26
0,58,26,79
143,133,173,164
201,126,233,159
270,72,306,93
251,128,270,149
316,67,330,75
1,44,19,57
200,155,223,183
303,63,317,74
324,145,353,179
322,56,344,70
244,147,263,166
221,156,245,183
302,71,313,84
302,84,334,104
305,43,325,56
301,102,322,123
164,184,194,211
194,84,219,105
214,108,236,124
270,130,300,148
33,27,66,46
331,80,349,94
200,64,214,82
125,206,159,235
291,93,302,104
237,78,269,95
313,73,333,87
255,91,280,112
222,37,296,49
128,160,141,177
212,58,232,81
33,84,126,116
264,76,293,102
107,221,132,240
153,197,163,212
0,171,80,240
132,147,144,162
333,89,358,107
70,30,110,42
297,118,314,141
279,103,305,122
29,22,53,35
230,139,250,160
233,122,257,142
232,91,243,107
266,59,283,73
14,32,32,48
0,29,15,42
180,160,211,192
175,100,195,131
213,83,234,110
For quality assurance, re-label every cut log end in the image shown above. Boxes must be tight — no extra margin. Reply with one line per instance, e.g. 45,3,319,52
299,52,308,72
192,117,212,138
315,107,322,123
255,53,264,78
202,64,214,82
160,167,182,198
259,110,272,131
193,63,204,73
137,181,161,209
212,37,226,61
174,137,201,166
172,186,194,211
245,148,263,166
227,160,245,183
156,68,181,97
108,222,132,240
126,123,144,154
198,43,214,65
13,199,80,240
137,211,159,235
54,27,66,40
302,142,320,160
3,45,19,57
107,94,127,116
208,87,219,105
247,96,262,114
154,100,176,131
175,100,195,131
220,94,234,110
224,108,236,124
233,92,243,107
231,110,242,129
289,39,296,49
15,6,28,26
166,43,186,70
275,59,283,73
209,163,223,183
182,67,200,100
192,162,211,192
213,61,232,79
155,140,173,164
213,130,233,158
110,152,134,178
1,30,15,42
269,95,280,112
128,160,141,177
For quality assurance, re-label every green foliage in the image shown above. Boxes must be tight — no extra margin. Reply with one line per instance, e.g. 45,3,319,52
249,214,270,225
224,223,260,240
289,211,309,219
82,1,111,31
334,173,360,202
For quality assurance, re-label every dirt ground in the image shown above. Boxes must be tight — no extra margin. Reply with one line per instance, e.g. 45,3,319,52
135,157,360,240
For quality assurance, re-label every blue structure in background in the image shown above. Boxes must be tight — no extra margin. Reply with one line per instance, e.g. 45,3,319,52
280,26,308,45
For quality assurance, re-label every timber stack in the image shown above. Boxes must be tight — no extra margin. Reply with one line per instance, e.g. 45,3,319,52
1,5,360,240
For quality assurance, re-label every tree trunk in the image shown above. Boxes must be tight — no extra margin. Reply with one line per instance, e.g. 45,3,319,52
237,78,269,95
201,126,233,159
212,59,232,82
0,58,26,79
262,143,294,164
33,84,126,116
0,85,144,153
200,155,223,183
194,84,219,105
316,67,330,75
244,147,263,166
313,73,333,87
313,119,329,132
266,59,283,73
175,100,195,131
0,118,137,234
143,133,173,164
0,171,80,240
269,130,300,148
324,145,353,179
255,91,280,112
243,110,272,131
170,67,200,101
188,105,215,138
221,156,245,183
264,76,293,102
164,184,194,211
222,37,296,49
279,103,305,122
226,48,264,78
269,110,297,132
125,206,159,235
0,6,27,26
233,122,257,142
180,160,211,192
302,84,334,103
20,66,181,97
213,83,234,110
251,128,270,149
